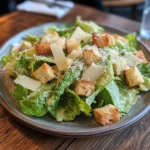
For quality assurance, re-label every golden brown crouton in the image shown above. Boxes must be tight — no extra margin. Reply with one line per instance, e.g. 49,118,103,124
113,58,127,76
82,49,101,65
35,42,52,55
133,50,148,64
74,80,95,97
124,66,144,87
92,33,115,48
113,34,128,43
94,104,120,126
66,39,81,54
19,41,32,51
51,66,63,80
32,63,55,84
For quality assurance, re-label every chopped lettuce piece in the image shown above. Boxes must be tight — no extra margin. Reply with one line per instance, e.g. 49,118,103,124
98,80,139,114
26,35,40,44
54,88,91,121
137,64,150,78
1,56,11,66
45,24,76,38
75,16,104,33
125,33,138,52
139,77,150,91
20,83,55,116
14,56,30,76
12,84,31,101
66,89,91,116
47,60,84,118
86,57,114,106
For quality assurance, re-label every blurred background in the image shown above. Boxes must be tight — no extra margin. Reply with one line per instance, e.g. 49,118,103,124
0,0,145,21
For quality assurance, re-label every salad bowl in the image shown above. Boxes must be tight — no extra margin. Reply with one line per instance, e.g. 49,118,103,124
0,22,150,137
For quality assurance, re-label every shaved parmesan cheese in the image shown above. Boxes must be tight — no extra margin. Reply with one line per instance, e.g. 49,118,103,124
50,43,71,71
67,49,82,60
81,63,105,81
14,75,41,91
70,27,91,42
123,52,143,67
99,49,119,62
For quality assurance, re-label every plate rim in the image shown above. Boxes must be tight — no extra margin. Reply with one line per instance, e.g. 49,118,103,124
0,22,150,137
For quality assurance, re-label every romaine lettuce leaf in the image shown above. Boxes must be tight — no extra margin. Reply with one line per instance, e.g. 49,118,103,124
75,16,104,33
98,80,139,115
137,63,150,77
26,35,40,44
125,33,138,52
86,57,114,106
45,24,76,38
54,89,91,121
12,84,31,101
47,60,84,118
19,83,55,116
1,56,11,66
139,77,150,91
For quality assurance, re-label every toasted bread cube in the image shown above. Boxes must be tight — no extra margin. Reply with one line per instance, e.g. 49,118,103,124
113,58,127,76
82,49,101,65
124,66,144,87
51,66,63,79
66,39,81,54
133,50,148,64
74,80,95,97
92,33,115,48
94,104,120,126
113,34,128,43
32,63,55,84
19,41,32,51
35,42,52,55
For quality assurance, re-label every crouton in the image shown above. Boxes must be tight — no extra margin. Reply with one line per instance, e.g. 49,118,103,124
51,66,63,79
113,58,127,76
92,33,115,48
32,63,55,84
74,80,95,97
82,49,101,65
124,66,144,87
113,34,128,43
35,42,52,55
94,104,120,126
19,41,32,51
66,39,81,54
133,50,148,64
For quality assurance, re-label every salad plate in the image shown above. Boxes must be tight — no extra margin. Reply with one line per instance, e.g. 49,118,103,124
0,20,150,137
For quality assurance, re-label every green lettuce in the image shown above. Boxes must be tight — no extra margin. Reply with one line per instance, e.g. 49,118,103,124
26,35,40,44
45,24,76,38
86,57,114,106
137,63,150,78
54,89,91,121
75,16,104,33
125,33,138,52
98,80,139,115
12,84,31,101
47,60,84,118
19,83,55,116
139,77,150,91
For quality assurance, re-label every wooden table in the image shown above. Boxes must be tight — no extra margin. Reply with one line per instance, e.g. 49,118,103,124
0,4,150,150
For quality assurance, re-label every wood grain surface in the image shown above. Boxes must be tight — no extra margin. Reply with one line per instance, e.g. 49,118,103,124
0,4,150,150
